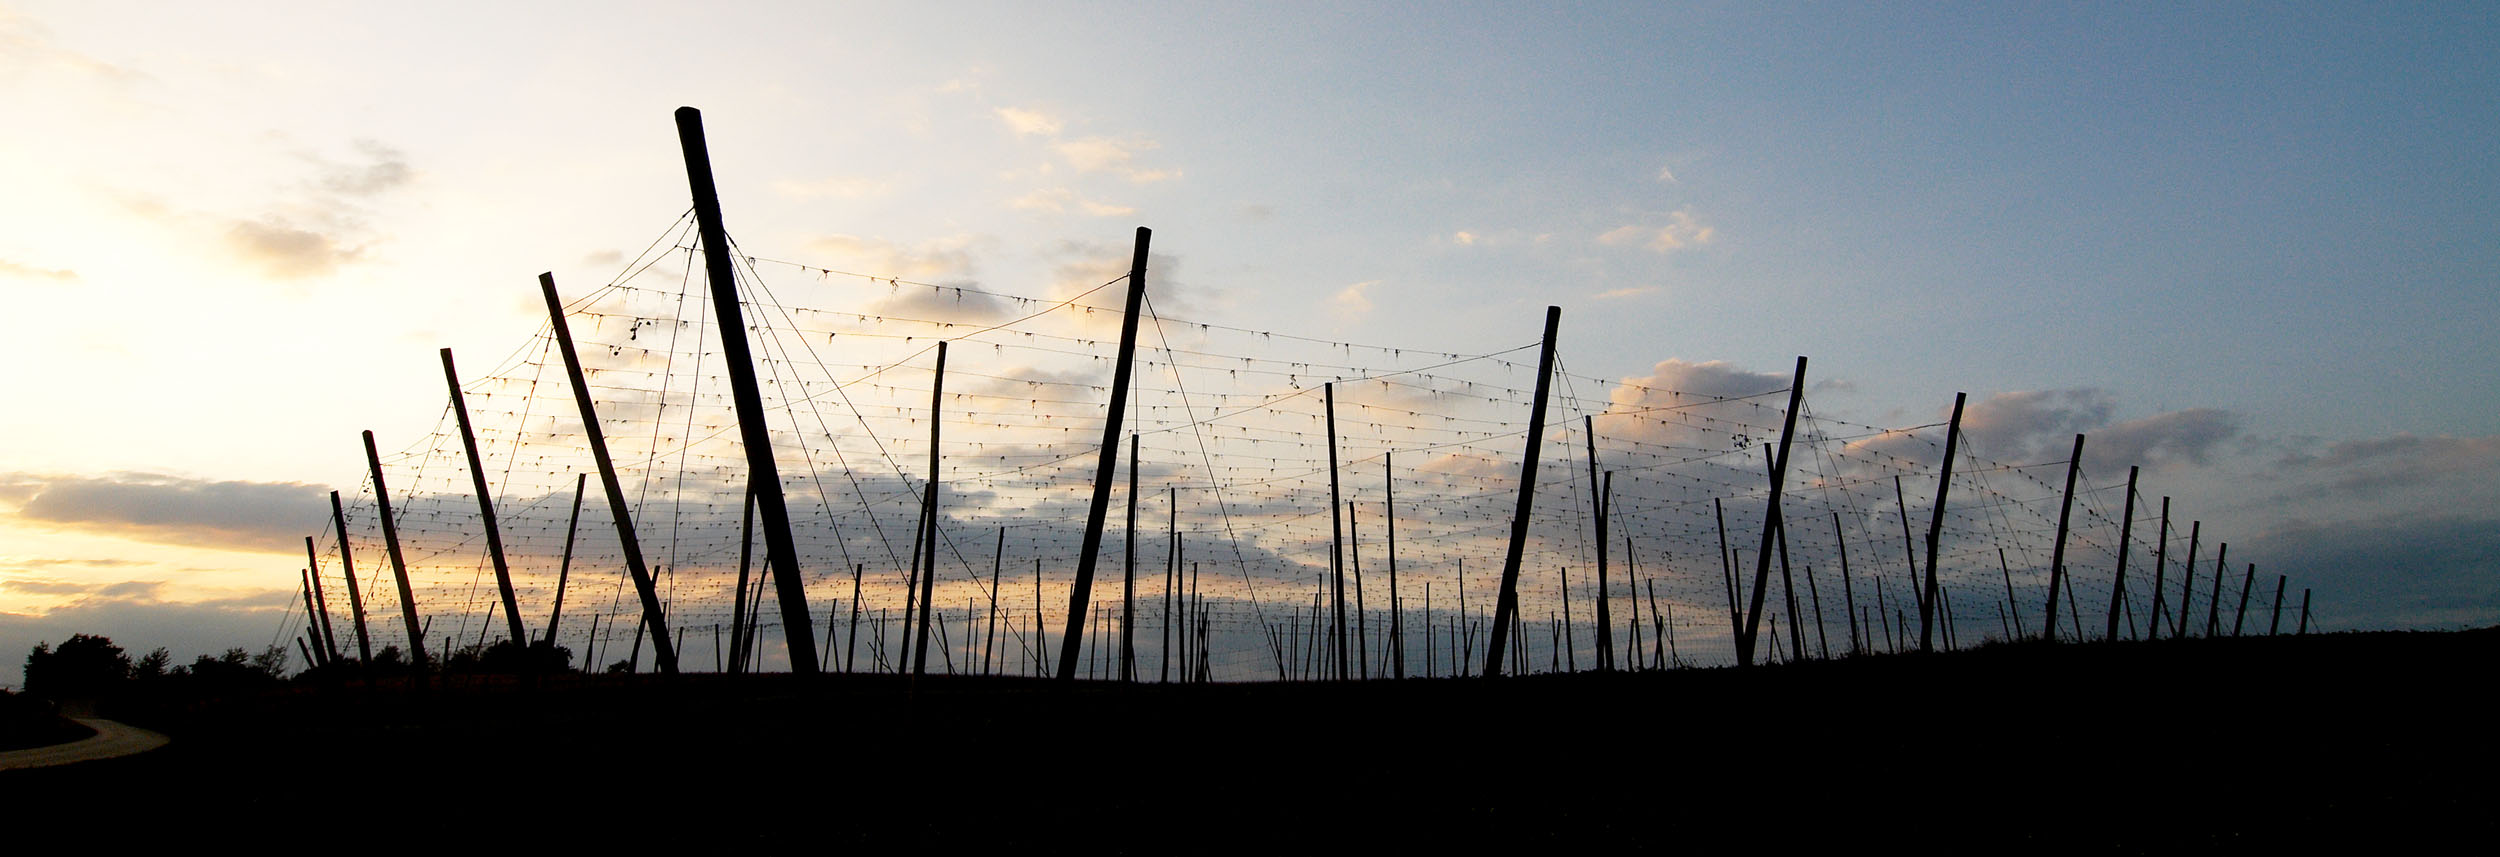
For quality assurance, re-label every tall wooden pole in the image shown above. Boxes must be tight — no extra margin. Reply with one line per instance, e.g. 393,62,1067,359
2297,590,2310,635
846,564,863,673
440,348,527,646
1484,307,1562,678
1917,393,1967,652
1387,452,1403,679
1834,513,1859,655
987,528,1004,675
326,492,372,663
2146,497,2171,641
1122,432,1138,682
1738,356,1809,667
2103,466,2140,641
361,430,428,667
1164,487,1176,684
1325,382,1348,681
1895,476,1923,616
2269,575,2287,636
1056,227,1151,680
2204,543,2228,638
1586,417,1614,671
1716,499,1741,653
300,540,337,663
730,485,755,673
674,106,816,672
540,273,675,673
2233,563,2257,637
546,473,585,646
2041,434,2087,642
1351,500,1369,680
2176,522,2202,638
1997,549,2027,639
911,341,950,676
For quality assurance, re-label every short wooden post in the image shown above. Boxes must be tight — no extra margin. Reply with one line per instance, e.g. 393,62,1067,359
2297,590,2310,635
2232,563,2256,637
2176,521,2202,638
2104,466,2139,641
2204,543,2228,638
1834,513,1860,655
2269,575,2287,636
2146,497,2171,640
302,537,339,664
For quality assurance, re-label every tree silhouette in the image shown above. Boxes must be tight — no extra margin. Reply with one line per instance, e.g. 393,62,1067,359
23,634,130,697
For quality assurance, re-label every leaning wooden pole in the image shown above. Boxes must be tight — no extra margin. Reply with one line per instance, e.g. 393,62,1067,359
1834,513,1859,655
441,347,528,646
1716,499,1741,654
1586,418,1614,672
674,106,816,672
2041,434,2087,642
1122,432,1138,682
301,539,339,663
1482,305,1561,678
545,473,585,646
2104,466,2140,641
2146,497,2171,641
986,528,1004,675
2176,521,2202,638
1917,393,1967,652
361,430,428,667
1325,382,1348,681
2232,563,2257,637
2269,574,2287,636
540,272,676,673
326,492,373,663
912,341,947,677
1738,356,1809,667
1386,452,1404,680
1056,227,1151,680
2204,543,2228,638
730,486,755,673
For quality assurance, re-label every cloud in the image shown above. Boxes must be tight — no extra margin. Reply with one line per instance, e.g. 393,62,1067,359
0,258,77,283
808,233,991,281
1948,389,2241,473
1594,286,1658,300
3,472,328,554
1600,359,1797,452
1330,281,1379,317
2271,433,2500,502
312,139,413,197
1054,137,1177,183
1597,210,1715,253
994,107,1064,137
1,588,301,687
0,8,147,85
1009,188,1135,217
1656,166,1678,183
581,249,625,267
225,216,364,278
1451,231,1478,246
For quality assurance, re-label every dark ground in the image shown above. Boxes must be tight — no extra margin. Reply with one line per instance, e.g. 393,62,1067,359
5,629,2492,850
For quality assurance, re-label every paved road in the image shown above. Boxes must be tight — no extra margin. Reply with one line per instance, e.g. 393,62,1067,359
0,718,168,770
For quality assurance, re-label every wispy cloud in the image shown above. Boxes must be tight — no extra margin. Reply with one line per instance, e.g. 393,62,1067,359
772,175,894,199
1009,187,1135,217
994,106,1064,137
0,258,77,283
1594,286,1658,300
1330,281,1380,317
1597,210,1715,253
1054,137,1177,183
2,471,327,554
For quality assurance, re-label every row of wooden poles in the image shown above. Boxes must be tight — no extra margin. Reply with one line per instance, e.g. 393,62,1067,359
285,105,2314,682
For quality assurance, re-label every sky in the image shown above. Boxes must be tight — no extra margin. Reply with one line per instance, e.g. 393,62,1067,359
2,1,2495,685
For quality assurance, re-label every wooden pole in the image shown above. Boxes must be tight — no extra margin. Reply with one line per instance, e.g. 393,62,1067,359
1918,393,1968,652
1770,453,1804,661
845,564,863,673
1715,499,1741,657
326,492,373,663
2176,522,2201,638
1350,499,1368,680
2146,497,2171,641
986,528,1003,675
2297,590,2310,635
2233,563,2257,637
1164,489,1176,683
1057,226,1151,680
2269,574,2287,636
1387,452,1403,680
440,347,527,646
297,572,328,667
303,537,340,664
1559,566,1576,672
1586,417,1614,672
2104,466,2140,641
2041,434,2086,642
1805,563,1829,660
1123,432,1138,682
362,430,429,667
900,491,926,672
1997,549,2027,639
1832,513,1860,655
545,473,586,646
2204,543,2228,638
730,485,755,673
673,106,815,672
540,273,676,673
1738,356,1809,667
1483,306,1561,678
1325,381,1348,681
1895,476,1923,617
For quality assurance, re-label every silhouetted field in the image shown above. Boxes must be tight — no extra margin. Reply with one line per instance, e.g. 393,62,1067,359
8,629,2492,848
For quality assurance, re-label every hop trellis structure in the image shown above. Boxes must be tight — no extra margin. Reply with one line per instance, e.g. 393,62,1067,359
279,110,2293,681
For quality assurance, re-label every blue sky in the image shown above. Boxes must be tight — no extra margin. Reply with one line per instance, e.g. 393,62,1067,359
2,2,2494,683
